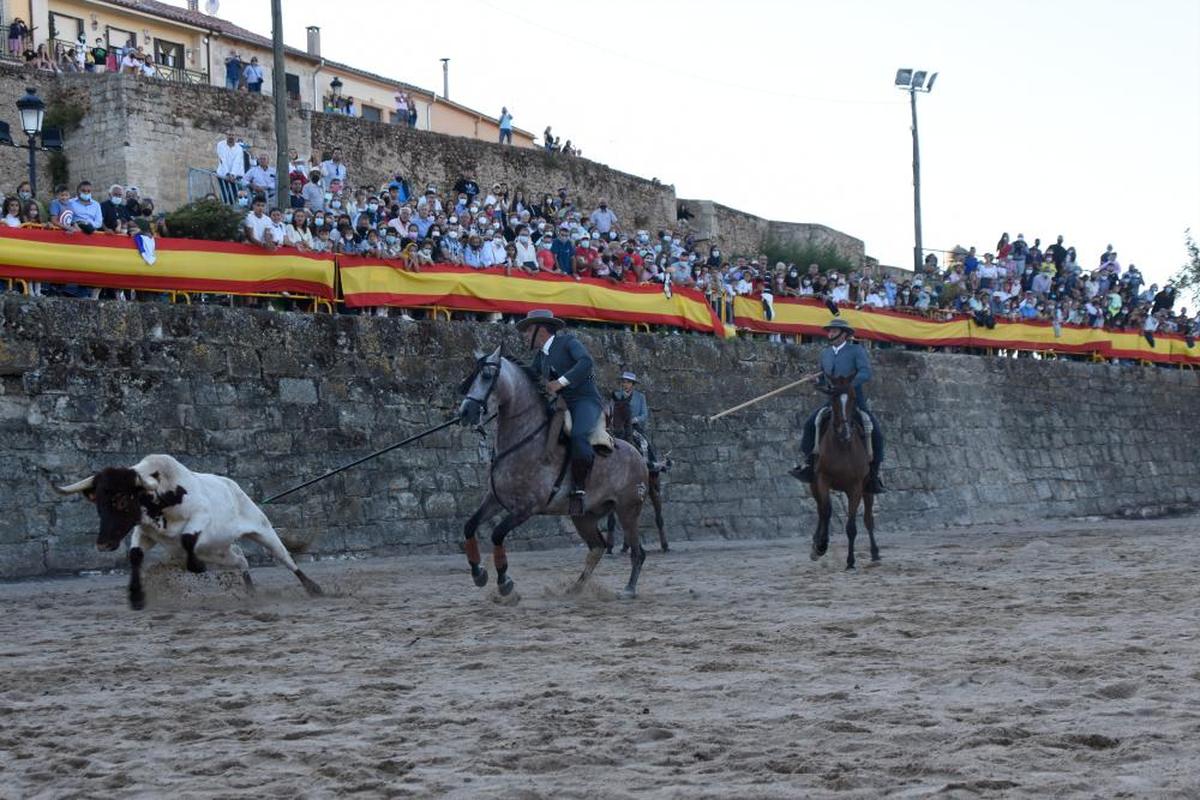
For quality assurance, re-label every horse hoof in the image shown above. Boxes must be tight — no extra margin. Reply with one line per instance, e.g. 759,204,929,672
498,576,515,596
846,564,857,572
618,588,637,600
473,568,489,588
129,592,145,611
605,548,613,556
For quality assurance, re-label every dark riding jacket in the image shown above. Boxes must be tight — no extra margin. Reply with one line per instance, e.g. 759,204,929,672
819,342,872,408
531,332,602,404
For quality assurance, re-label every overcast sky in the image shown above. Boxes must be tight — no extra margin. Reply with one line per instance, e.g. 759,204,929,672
182,0,1200,286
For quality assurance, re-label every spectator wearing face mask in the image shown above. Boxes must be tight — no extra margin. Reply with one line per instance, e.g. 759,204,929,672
284,209,312,251
513,228,537,268
486,232,508,265
67,181,103,232
463,234,495,269
99,184,132,232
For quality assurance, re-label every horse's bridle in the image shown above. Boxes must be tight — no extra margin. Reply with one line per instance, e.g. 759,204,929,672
460,354,503,417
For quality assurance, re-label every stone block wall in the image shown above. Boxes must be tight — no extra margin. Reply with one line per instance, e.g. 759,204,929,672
678,198,866,265
1,295,1197,578
308,113,677,232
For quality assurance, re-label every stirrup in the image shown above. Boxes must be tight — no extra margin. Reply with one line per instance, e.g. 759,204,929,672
789,461,815,483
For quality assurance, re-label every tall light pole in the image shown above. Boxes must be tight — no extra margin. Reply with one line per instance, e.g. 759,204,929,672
271,0,287,205
440,58,450,100
895,68,937,272
16,87,45,195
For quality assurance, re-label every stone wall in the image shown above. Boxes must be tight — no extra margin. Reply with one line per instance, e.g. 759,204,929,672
2,295,1198,579
678,198,866,265
308,113,677,232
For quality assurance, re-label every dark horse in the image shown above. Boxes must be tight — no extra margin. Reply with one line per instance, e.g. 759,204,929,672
458,346,649,598
811,374,879,570
604,397,668,554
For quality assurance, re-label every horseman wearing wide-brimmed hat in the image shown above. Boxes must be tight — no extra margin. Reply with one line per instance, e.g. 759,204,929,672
791,318,886,493
612,370,668,473
516,309,605,515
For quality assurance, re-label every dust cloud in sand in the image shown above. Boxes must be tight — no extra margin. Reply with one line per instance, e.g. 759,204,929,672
2,516,1199,799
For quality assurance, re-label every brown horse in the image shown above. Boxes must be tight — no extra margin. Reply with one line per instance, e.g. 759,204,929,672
458,346,649,598
604,396,668,553
811,374,879,569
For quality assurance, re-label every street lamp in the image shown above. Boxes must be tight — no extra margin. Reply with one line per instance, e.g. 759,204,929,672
895,68,937,271
15,87,46,195
330,76,343,97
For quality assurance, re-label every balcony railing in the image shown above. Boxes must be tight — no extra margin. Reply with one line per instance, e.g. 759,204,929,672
44,39,208,84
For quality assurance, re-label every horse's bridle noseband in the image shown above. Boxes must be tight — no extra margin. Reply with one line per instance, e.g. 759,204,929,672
461,355,503,415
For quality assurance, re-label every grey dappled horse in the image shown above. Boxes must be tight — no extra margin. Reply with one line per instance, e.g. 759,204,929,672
458,346,649,598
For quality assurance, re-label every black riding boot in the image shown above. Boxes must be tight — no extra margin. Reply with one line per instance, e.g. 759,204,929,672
569,456,592,516
866,463,885,494
789,455,816,484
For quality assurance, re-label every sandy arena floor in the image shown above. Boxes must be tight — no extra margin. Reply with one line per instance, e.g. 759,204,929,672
1,515,1199,799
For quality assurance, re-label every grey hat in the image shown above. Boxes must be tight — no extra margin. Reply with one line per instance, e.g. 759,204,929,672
823,318,855,334
620,371,638,383
514,308,565,332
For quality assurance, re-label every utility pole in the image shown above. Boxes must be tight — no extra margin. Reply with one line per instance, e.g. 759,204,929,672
271,0,288,206
440,58,450,100
909,87,922,273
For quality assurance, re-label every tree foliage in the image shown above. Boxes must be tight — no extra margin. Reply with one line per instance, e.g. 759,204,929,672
1171,228,1200,303
762,237,854,273
164,200,245,242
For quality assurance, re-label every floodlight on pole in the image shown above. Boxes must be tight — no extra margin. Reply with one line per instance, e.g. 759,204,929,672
894,67,937,271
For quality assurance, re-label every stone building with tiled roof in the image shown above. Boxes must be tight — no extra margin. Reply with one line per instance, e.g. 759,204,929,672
3,0,536,146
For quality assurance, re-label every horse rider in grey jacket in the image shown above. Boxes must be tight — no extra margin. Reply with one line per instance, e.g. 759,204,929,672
612,371,667,472
791,318,886,493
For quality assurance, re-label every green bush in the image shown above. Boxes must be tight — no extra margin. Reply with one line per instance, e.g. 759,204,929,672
43,102,86,188
762,237,853,273
164,199,245,242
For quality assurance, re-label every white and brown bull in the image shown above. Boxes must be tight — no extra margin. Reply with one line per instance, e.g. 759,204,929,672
55,454,322,609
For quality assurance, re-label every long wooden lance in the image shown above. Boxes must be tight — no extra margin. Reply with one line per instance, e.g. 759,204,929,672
262,416,464,504
707,371,823,423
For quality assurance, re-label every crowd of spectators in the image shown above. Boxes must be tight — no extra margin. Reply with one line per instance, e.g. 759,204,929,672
4,135,1197,351
11,28,168,76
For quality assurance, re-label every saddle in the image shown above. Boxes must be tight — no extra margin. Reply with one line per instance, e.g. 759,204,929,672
813,406,874,461
551,402,615,456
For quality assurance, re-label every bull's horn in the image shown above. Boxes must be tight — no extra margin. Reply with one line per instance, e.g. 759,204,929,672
55,475,95,495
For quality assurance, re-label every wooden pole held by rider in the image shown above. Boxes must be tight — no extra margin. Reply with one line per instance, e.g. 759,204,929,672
707,372,823,422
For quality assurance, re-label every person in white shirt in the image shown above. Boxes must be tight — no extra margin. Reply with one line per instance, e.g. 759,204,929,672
514,230,537,267
830,278,850,304
284,209,313,250
244,155,277,199
319,149,347,190
121,50,139,73
486,234,508,265
243,198,274,247
141,56,156,77
863,288,885,308
589,199,617,234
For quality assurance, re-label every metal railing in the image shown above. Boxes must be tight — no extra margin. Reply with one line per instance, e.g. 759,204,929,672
1,25,32,61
